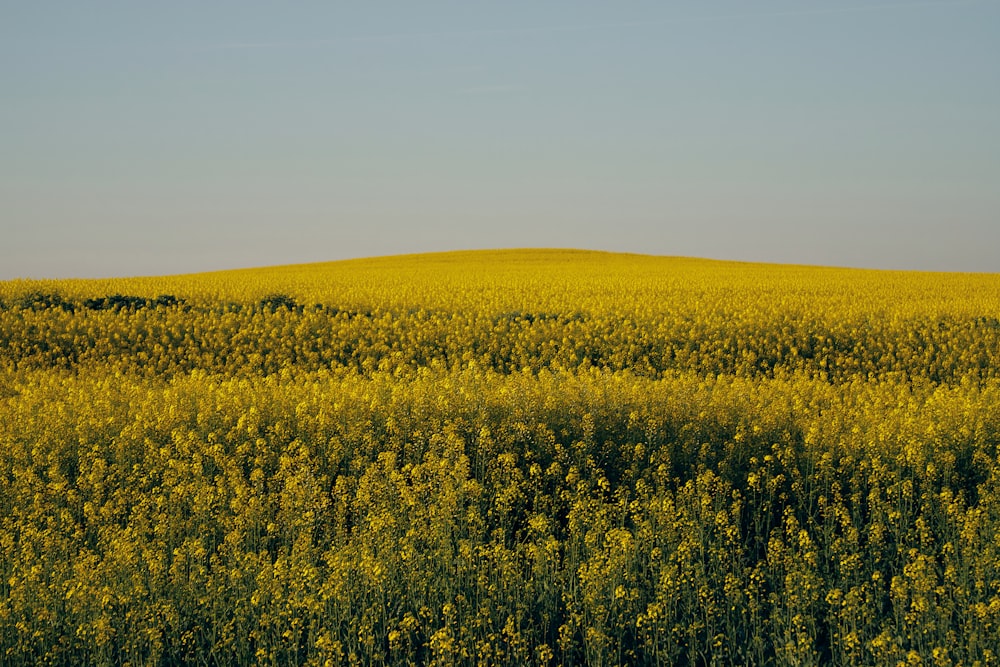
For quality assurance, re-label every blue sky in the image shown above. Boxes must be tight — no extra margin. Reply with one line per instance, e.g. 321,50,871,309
2,1,999,278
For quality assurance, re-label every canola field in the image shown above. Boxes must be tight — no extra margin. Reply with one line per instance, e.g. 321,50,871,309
2,248,1000,666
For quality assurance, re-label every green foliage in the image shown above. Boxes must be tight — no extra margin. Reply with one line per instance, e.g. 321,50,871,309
16,291,75,312
82,294,185,312
260,294,300,313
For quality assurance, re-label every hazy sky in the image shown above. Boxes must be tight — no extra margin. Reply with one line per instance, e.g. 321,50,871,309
3,1,999,278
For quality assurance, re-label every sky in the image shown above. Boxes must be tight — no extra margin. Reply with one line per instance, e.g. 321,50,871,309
2,1,999,279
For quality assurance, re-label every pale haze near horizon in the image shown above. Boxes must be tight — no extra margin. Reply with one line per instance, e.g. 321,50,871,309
2,1,999,279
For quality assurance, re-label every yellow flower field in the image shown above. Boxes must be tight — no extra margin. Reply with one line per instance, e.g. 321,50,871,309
2,249,1000,665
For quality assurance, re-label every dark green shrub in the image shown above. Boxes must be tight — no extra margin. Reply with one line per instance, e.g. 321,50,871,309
84,295,148,311
260,294,299,312
18,292,75,312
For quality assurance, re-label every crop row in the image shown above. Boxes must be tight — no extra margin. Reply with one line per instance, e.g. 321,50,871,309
2,300,1000,385
2,367,1000,664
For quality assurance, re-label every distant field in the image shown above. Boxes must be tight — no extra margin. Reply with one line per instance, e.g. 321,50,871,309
2,249,1000,665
